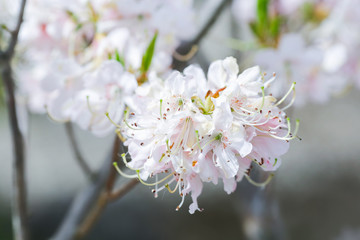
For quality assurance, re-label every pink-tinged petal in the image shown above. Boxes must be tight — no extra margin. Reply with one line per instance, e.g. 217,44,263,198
214,146,239,178
252,135,289,158
231,140,252,158
187,175,203,214
213,101,233,130
223,177,237,194
183,64,207,99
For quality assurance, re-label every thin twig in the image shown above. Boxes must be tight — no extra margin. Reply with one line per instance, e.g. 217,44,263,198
74,137,136,239
0,0,28,239
52,136,122,240
65,122,97,182
108,178,139,202
172,0,231,70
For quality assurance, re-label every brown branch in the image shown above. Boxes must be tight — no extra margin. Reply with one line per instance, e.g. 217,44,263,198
65,122,97,182
52,136,126,240
74,138,139,239
172,0,231,71
0,0,28,239
108,178,138,202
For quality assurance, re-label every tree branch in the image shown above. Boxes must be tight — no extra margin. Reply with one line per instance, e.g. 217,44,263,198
172,0,231,71
108,178,138,202
65,123,97,182
74,138,139,239
5,0,27,58
52,136,123,240
0,0,28,239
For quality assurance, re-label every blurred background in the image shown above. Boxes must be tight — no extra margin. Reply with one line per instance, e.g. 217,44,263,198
1,1,360,240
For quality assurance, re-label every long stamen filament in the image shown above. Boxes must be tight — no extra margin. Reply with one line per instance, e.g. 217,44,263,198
136,170,174,186
195,130,202,150
165,179,180,194
259,86,265,111
115,129,126,142
281,87,296,111
86,95,96,115
121,153,143,170
160,99,163,117
275,82,296,107
113,162,138,178
105,112,122,128
245,173,274,187
44,105,69,123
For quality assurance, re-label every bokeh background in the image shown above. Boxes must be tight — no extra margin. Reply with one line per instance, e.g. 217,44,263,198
1,1,360,239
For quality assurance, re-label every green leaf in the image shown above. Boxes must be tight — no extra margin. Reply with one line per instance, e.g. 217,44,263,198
114,49,125,67
270,16,281,39
256,0,269,31
140,31,158,74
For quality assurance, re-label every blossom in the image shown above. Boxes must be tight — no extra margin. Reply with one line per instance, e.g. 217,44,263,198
16,0,196,137
254,33,342,106
114,57,299,213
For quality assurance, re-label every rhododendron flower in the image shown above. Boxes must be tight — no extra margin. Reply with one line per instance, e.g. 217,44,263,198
113,57,299,213
254,33,342,106
16,0,196,137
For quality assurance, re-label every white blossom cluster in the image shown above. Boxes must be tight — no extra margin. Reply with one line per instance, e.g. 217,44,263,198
232,0,360,106
16,0,196,136
115,57,298,213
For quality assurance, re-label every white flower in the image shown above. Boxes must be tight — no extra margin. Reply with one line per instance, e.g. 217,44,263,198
115,57,299,213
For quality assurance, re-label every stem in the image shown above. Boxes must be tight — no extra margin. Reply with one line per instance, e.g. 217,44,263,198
75,139,138,239
75,179,139,238
172,0,231,70
52,136,137,240
65,122,97,182
108,179,138,202
0,0,28,239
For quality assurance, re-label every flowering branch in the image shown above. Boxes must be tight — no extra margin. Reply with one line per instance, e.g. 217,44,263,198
173,0,231,70
65,123,97,182
0,0,29,240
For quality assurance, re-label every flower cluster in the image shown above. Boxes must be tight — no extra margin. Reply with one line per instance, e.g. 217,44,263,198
16,0,195,136
232,0,360,106
115,57,299,213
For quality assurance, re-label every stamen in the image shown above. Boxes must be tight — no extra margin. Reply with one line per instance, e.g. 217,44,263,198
158,153,166,162
245,173,274,187
176,189,186,211
44,105,69,123
160,99,163,117
281,86,296,111
121,116,145,130
259,86,265,111
115,129,126,142
275,82,296,107
136,170,174,186
273,158,278,167
121,153,143,170
86,95,96,115
105,112,122,128
195,130,202,150
113,162,137,178
166,139,171,152
165,179,180,194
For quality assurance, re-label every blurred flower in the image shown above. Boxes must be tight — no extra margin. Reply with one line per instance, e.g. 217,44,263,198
16,0,196,136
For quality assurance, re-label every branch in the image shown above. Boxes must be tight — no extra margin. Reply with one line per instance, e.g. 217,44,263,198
172,0,231,70
0,0,28,239
65,123,97,182
108,178,138,202
74,139,139,239
52,136,122,240
5,0,27,58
